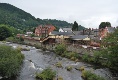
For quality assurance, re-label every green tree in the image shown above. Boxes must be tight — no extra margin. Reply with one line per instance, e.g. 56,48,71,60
72,21,79,31
0,45,24,77
9,26,23,36
0,24,12,41
101,29,118,71
106,22,111,27
78,25,85,31
0,3,74,31
32,27,36,33
99,22,111,29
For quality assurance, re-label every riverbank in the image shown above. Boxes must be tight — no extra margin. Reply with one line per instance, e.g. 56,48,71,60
0,42,24,79
0,42,115,80
23,38,118,79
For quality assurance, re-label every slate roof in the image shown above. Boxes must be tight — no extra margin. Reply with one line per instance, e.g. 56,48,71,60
92,29,99,32
107,27,115,33
58,32,74,36
50,31,74,36
50,31,59,35
70,35,89,40
62,28,72,31
73,31,82,35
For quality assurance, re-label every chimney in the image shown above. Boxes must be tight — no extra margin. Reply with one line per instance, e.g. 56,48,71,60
83,29,85,35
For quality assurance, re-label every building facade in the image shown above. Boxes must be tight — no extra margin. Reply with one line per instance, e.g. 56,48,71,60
35,25,56,38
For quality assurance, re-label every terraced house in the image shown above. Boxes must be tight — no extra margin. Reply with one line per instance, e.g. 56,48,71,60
35,25,56,38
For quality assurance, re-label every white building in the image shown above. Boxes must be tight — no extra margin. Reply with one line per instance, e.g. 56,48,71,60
59,28,72,32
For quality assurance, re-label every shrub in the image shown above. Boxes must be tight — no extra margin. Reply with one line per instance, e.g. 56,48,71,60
75,59,79,62
79,66,85,71
6,37,15,42
19,37,24,42
70,57,76,60
42,48,46,51
2,41,6,43
35,68,56,80
64,51,71,58
54,44,66,55
81,70,105,80
6,37,24,43
34,44,41,49
82,53,89,62
92,51,101,63
66,66,72,71
58,76,63,80
55,62,62,68
0,45,24,78
63,51,78,59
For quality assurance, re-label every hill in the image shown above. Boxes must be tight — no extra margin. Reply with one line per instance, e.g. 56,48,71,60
0,3,85,31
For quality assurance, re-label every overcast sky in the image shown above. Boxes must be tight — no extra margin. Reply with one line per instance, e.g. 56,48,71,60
1,0,118,28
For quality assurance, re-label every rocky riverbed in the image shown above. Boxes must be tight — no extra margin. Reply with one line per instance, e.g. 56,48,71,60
0,42,116,80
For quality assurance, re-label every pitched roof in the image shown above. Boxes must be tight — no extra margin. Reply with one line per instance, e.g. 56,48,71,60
92,29,99,32
62,28,71,30
62,28,72,32
73,31,82,35
58,32,74,36
107,27,115,33
49,31,59,35
50,31,74,36
70,35,89,40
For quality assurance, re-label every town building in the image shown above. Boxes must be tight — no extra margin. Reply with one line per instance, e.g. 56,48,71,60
35,25,56,38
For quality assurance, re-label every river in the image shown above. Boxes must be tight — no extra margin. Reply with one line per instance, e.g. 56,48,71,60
0,42,116,80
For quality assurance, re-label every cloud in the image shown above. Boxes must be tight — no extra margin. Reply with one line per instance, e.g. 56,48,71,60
0,0,118,28
78,15,118,28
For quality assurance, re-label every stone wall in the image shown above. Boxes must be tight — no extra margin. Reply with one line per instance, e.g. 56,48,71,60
24,38,98,56
24,39,41,46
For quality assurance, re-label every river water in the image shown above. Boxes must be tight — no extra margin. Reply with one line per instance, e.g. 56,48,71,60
0,42,116,80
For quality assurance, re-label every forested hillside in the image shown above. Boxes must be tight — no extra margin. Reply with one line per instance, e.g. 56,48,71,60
0,3,73,30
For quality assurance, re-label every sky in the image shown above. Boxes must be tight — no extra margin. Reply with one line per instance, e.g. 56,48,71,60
0,0,118,28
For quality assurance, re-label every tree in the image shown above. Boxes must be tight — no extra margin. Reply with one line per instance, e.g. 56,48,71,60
0,24,12,41
78,25,85,31
101,29,118,71
72,21,79,31
9,26,23,36
0,45,24,77
54,26,59,31
0,3,73,32
99,22,111,29
106,22,111,27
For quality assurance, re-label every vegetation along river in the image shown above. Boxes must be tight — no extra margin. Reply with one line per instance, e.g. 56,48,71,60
0,42,116,80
